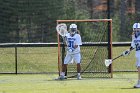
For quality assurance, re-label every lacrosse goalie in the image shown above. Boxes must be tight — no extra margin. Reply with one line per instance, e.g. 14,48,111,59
57,23,82,80
123,23,140,88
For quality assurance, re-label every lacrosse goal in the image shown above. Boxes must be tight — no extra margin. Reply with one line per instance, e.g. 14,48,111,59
57,19,112,78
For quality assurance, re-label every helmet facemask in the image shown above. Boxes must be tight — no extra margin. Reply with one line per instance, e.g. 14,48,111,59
133,23,140,38
70,28,77,36
133,28,140,38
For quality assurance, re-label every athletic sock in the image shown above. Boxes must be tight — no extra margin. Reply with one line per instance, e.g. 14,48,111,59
61,72,65,76
138,80,140,84
77,73,81,76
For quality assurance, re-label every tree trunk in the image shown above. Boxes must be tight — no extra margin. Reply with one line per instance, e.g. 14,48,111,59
120,0,127,41
135,0,140,21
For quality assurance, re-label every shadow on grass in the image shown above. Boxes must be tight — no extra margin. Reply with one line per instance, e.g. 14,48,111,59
121,87,140,89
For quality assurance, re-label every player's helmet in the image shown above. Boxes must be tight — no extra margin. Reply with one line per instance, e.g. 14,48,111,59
69,24,77,35
133,23,140,29
133,23,140,38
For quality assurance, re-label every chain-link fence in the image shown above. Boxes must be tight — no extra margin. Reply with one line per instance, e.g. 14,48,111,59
0,0,139,75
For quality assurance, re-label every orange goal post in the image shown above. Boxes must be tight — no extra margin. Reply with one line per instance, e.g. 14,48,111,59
56,19,112,78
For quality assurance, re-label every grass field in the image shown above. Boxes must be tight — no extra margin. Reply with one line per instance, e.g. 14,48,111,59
0,46,137,73
0,46,139,93
0,73,140,93
0,47,58,73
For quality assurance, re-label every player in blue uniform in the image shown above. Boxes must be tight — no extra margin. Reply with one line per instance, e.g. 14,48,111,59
57,24,82,80
124,23,140,88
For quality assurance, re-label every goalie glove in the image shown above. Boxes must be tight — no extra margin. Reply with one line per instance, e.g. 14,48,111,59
67,47,74,52
122,49,130,56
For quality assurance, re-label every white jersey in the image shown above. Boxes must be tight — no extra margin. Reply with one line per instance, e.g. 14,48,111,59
66,33,82,54
131,35,140,57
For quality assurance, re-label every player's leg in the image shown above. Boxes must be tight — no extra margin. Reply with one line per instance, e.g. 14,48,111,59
58,54,72,80
73,53,82,80
77,63,81,73
77,63,82,80
60,64,67,78
138,67,140,81
134,57,140,88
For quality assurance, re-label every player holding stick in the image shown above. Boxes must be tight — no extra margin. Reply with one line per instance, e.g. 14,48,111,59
57,23,82,80
123,23,140,88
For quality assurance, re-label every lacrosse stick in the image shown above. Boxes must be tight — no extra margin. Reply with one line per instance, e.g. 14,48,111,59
56,23,68,44
105,48,133,67
56,23,75,65
105,54,123,67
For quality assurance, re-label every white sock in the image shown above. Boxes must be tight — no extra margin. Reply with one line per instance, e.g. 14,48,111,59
77,73,80,76
138,80,140,84
61,72,65,76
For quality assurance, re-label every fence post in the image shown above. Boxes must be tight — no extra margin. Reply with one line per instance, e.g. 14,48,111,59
15,46,18,74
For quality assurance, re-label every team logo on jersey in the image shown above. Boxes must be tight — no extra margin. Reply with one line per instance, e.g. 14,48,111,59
134,40,140,43
67,38,76,41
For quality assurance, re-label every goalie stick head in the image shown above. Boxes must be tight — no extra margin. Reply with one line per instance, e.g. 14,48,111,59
105,59,112,67
56,23,68,37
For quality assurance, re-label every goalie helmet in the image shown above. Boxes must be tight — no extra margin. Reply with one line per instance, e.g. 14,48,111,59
133,23,140,29
69,24,77,36
133,23,140,38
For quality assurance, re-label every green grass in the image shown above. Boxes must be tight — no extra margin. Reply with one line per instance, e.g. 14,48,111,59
0,47,58,72
113,47,136,71
0,73,140,93
0,46,137,73
0,46,139,93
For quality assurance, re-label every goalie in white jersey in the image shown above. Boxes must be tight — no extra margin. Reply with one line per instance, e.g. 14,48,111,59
124,23,140,88
58,23,82,80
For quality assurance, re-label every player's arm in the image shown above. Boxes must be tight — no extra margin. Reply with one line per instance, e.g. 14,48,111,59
73,45,78,49
73,34,82,49
123,40,135,56
67,43,78,52
122,47,134,56
129,46,134,51
129,37,136,51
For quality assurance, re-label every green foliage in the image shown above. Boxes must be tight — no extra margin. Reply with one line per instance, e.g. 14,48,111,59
112,13,121,41
0,0,65,43
0,0,139,42
0,0,18,42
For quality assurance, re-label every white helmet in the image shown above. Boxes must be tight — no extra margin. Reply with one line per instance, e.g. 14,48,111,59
133,23,140,29
70,24,77,29
133,23,140,38
69,24,77,35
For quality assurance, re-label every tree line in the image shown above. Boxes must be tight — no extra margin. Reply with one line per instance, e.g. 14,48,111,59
0,0,139,43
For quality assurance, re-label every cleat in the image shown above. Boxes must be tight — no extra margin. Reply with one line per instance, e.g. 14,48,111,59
134,80,140,88
134,84,140,88
55,75,67,80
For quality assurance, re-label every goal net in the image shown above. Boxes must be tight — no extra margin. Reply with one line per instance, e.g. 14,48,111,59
57,19,112,78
